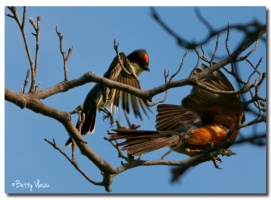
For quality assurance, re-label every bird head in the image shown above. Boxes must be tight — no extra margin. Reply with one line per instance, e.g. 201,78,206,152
127,49,150,74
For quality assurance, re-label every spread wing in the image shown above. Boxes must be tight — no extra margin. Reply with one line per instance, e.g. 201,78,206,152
103,53,150,119
182,64,245,129
156,104,200,131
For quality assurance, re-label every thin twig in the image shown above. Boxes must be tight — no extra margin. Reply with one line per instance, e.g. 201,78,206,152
170,148,235,182
236,40,259,62
235,133,266,146
151,7,266,50
56,25,74,81
193,49,201,72
200,45,206,58
247,57,263,83
169,51,188,82
210,34,220,64
190,79,251,95
146,69,169,106
34,16,41,73
21,69,30,94
146,50,188,107
71,139,76,161
104,136,130,162
34,82,40,92
225,22,231,56
44,138,104,186
6,6,36,93
150,7,193,49
22,7,26,28
113,39,133,77
70,111,85,160
195,8,213,31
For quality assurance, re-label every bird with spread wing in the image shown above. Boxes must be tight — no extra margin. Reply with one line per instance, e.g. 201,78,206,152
66,49,151,146
108,64,245,165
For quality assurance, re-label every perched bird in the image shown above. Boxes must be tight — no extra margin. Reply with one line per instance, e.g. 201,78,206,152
65,49,151,146
109,64,245,161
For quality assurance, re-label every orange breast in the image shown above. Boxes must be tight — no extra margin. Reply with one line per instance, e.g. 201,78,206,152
185,124,240,151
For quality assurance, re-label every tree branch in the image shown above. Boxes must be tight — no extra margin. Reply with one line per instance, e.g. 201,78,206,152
5,88,116,176
151,7,266,50
56,25,74,81
6,6,37,93
21,69,30,94
44,138,104,186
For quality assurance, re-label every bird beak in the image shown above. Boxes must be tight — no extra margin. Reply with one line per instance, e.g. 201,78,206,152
145,67,150,72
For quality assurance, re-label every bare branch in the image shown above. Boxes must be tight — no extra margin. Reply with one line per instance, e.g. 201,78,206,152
169,51,188,82
21,69,30,94
71,139,77,161
225,22,231,56
146,69,169,107
5,13,15,19
150,7,193,49
113,148,235,178
6,6,36,93
5,8,265,110
146,50,188,107
236,40,259,62
77,112,85,134
6,51,260,109
193,49,201,72
236,133,266,146
5,88,116,175
151,7,266,50
35,82,41,92
200,45,206,58
113,39,132,76
22,7,26,28
247,57,262,82
170,149,236,182
104,136,131,163
210,34,220,64
34,16,41,73
44,138,104,186
195,8,213,31
190,77,251,95
56,25,74,81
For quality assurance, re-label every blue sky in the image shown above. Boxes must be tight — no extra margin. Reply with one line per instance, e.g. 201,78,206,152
4,5,267,195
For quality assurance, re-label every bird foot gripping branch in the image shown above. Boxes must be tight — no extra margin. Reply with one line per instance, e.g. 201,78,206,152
211,148,237,169
211,157,223,169
100,106,114,127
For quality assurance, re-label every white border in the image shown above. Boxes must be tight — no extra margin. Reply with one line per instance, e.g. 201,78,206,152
1,1,269,200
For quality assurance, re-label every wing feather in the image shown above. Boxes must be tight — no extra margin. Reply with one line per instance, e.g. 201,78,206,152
182,64,245,128
104,53,151,119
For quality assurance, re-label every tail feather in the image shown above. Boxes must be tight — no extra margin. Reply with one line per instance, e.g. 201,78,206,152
81,109,96,135
110,129,159,140
121,136,179,156
65,137,73,147
109,129,180,156
65,109,96,147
